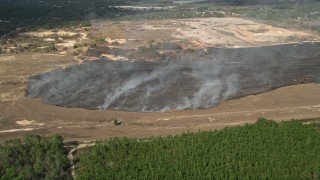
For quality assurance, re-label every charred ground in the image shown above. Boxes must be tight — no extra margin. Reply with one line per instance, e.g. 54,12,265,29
27,42,320,112
1,1,320,142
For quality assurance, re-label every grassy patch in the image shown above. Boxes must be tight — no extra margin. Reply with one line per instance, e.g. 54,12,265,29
231,2,320,32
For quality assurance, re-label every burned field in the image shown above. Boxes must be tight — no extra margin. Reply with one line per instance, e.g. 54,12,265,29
26,42,320,112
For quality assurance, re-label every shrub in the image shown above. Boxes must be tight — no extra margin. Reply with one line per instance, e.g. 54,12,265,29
112,118,122,126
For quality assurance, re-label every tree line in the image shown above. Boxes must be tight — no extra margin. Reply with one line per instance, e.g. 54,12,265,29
0,135,71,179
75,119,320,179
1,119,319,179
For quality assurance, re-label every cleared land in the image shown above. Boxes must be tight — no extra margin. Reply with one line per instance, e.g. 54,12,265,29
86,17,319,61
0,17,320,142
1,54,320,142
26,43,320,112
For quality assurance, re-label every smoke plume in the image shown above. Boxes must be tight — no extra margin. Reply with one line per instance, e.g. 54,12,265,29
27,42,320,112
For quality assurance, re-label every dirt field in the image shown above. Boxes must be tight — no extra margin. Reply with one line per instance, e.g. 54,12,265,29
91,17,319,48
1,52,320,143
171,17,318,47
85,17,320,62
26,43,320,112
1,17,320,142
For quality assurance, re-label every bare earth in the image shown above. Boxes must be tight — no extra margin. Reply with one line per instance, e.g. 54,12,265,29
0,17,320,142
1,53,320,143
90,17,319,49
171,17,318,47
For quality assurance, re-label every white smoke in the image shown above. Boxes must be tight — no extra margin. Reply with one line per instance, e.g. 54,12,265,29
26,42,320,112
98,61,240,112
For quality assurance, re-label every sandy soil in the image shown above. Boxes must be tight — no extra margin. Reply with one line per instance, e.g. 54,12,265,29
0,53,320,143
100,54,128,61
91,17,319,50
172,17,319,47
24,30,78,38
83,17,320,63
27,45,320,112
4,17,317,61
1,17,320,142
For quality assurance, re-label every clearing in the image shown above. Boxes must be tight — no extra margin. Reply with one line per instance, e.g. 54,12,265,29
0,17,320,142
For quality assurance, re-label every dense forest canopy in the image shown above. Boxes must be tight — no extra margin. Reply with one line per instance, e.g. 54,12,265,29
75,119,320,179
208,0,320,5
0,0,173,36
1,0,320,5
0,119,320,179
0,135,71,179
1,0,320,36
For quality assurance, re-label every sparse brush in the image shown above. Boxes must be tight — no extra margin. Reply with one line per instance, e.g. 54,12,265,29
112,118,122,126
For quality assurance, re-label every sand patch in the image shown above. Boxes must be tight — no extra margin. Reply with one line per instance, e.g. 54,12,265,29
56,40,77,48
25,30,78,37
16,119,45,126
0,93,17,101
105,38,126,44
172,17,319,47
0,128,36,133
100,54,128,61
0,55,15,62
43,38,55,42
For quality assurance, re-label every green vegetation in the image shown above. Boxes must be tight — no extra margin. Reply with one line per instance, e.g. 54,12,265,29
0,135,71,179
113,10,224,21
1,0,320,37
112,118,122,126
75,119,320,179
231,2,320,32
0,0,172,37
1,119,320,179
0,4,91,37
